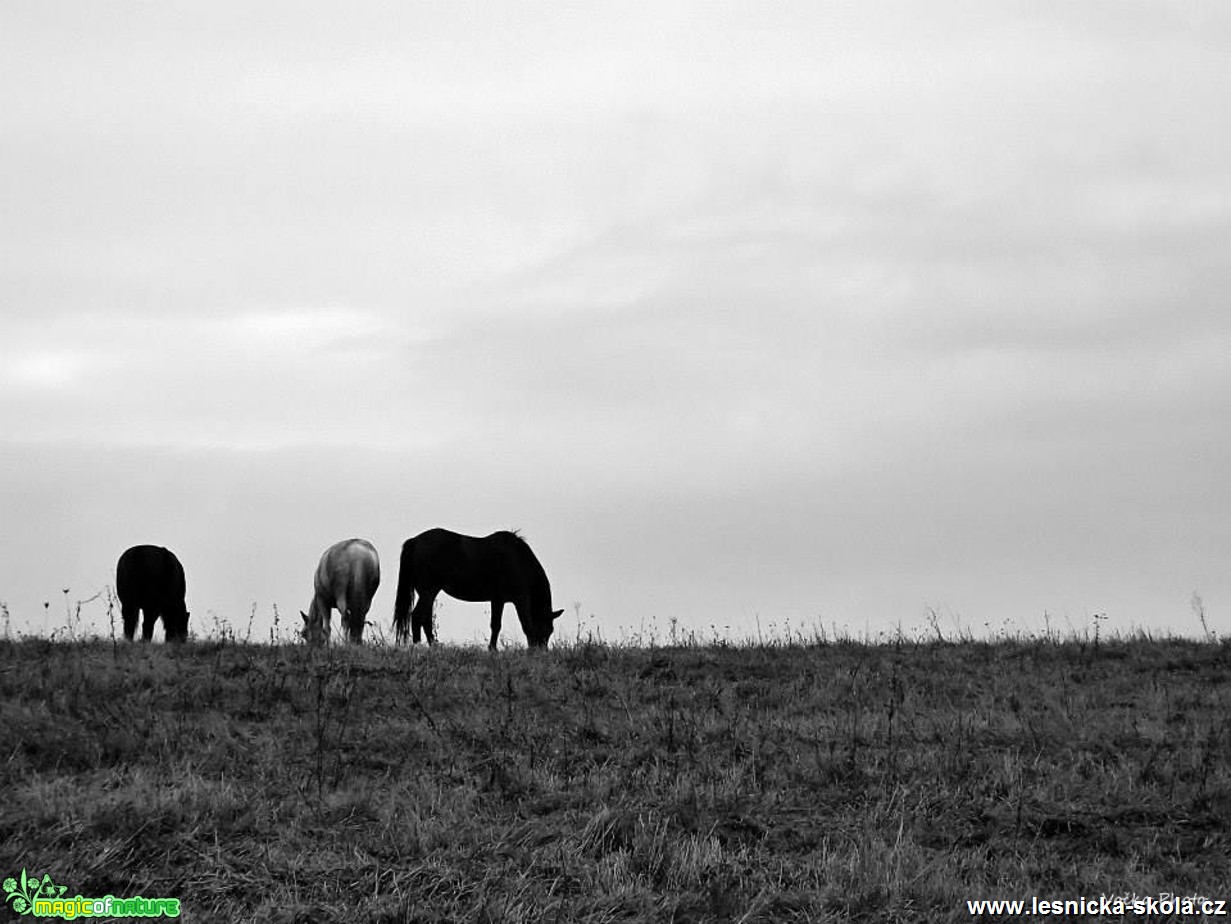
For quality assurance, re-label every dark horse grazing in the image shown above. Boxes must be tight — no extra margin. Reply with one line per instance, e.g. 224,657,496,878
302,538,381,645
393,528,562,649
115,545,190,642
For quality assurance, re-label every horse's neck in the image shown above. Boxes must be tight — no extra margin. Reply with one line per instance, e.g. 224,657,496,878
309,594,331,621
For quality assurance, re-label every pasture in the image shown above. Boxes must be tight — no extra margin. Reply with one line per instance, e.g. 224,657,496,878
1,632,1228,922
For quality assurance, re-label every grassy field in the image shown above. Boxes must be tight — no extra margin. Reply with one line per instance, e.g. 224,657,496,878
0,633,1228,922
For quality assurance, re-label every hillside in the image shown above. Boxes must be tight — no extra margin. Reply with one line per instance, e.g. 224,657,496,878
1,636,1228,922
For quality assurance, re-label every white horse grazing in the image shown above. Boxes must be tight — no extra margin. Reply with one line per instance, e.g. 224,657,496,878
302,538,380,645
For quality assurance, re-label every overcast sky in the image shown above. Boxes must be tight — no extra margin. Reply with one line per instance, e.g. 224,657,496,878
3,1,1229,643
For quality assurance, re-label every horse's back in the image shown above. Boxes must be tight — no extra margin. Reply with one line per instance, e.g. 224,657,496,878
406,528,469,570
317,538,380,597
409,528,464,554
410,529,537,565
117,545,185,603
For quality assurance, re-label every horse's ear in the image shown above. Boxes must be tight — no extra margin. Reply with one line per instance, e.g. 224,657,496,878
300,611,309,623
552,609,563,620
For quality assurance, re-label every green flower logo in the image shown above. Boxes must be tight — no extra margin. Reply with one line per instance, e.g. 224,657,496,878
3,869,66,916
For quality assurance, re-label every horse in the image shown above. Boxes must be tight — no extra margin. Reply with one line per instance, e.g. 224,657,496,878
301,538,381,645
115,545,190,642
392,528,562,649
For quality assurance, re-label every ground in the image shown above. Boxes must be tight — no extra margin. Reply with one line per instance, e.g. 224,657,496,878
0,633,1228,922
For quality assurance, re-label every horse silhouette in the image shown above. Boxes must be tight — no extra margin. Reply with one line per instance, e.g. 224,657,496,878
115,545,190,642
302,538,381,645
393,528,562,649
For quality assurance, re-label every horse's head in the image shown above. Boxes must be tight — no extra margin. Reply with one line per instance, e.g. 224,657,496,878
526,608,563,648
164,603,190,643
301,609,328,646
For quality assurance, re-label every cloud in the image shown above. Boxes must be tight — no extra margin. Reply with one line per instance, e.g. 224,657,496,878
0,307,444,451
2,349,96,391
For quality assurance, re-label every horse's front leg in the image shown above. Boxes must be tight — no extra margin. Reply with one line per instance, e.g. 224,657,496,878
489,600,504,651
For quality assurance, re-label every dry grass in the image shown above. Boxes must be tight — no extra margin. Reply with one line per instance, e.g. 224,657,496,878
0,632,1228,922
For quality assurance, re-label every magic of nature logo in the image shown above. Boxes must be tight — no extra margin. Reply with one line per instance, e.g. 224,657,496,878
3,869,180,919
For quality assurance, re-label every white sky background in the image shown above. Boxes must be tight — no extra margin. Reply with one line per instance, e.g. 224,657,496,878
2,1,1229,642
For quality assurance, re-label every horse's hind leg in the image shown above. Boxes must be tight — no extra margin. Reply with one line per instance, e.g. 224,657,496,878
122,603,139,641
349,595,371,644
412,590,437,646
142,609,158,641
408,590,421,643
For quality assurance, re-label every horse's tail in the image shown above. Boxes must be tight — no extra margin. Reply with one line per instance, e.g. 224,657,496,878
344,549,378,642
393,537,415,644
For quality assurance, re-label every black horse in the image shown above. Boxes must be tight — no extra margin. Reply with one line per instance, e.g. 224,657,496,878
393,528,562,649
115,545,190,642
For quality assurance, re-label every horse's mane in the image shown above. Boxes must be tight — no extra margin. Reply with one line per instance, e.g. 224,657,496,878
496,529,548,591
500,528,529,549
